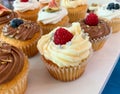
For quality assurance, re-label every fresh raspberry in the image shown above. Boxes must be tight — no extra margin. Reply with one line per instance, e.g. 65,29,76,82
54,28,73,45
85,13,99,26
20,0,28,2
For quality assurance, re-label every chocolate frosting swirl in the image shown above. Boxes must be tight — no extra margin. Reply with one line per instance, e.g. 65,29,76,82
0,12,18,24
79,19,110,40
0,41,24,84
2,20,40,40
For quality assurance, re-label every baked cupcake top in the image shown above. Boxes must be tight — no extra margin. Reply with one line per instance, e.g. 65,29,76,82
38,0,68,24
60,0,87,8
37,22,92,67
13,0,40,12
2,18,40,41
0,41,24,84
96,1,120,20
39,0,50,4
79,13,110,41
0,4,18,25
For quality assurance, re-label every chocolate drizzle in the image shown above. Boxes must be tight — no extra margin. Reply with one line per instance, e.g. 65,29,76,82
0,41,24,84
2,20,40,41
79,19,110,40
0,12,18,24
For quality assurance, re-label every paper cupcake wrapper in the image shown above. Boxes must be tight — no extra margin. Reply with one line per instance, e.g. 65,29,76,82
90,29,112,51
41,56,88,82
68,5,87,23
0,56,29,94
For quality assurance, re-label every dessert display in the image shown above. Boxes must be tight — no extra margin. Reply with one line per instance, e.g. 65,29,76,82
0,41,29,94
79,13,111,51
0,4,18,30
60,0,88,23
96,1,120,33
37,0,69,35
37,22,92,81
1,18,42,57
13,0,40,21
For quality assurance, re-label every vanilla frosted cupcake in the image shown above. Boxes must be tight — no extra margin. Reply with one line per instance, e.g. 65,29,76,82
37,22,92,81
60,0,88,23
0,41,29,94
96,1,120,33
1,18,42,57
13,0,40,21
37,0,69,35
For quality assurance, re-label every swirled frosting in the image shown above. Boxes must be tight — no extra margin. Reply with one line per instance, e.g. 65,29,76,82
0,12,18,25
96,1,120,20
2,20,40,41
37,22,92,67
80,19,110,40
0,41,24,84
60,0,87,8
13,0,40,12
37,6,68,24
39,0,50,4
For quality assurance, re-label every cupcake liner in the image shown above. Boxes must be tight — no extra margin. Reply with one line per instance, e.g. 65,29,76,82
0,31,42,57
90,29,112,51
38,16,69,35
41,56,88,82
68,5,88,23
0,56,29,94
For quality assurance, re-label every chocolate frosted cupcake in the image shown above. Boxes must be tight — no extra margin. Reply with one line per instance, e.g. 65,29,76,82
0,4,18,30
79,13,111,51
1,18,42,57
0,41,29,94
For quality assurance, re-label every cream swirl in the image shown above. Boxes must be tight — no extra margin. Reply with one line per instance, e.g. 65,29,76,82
39,0,50,3
96,1,120,20
60,0,87,8
37,22,92,67
37,6,68,24
13,0,40,12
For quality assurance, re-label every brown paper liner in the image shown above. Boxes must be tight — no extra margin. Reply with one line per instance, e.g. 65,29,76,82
67,5,88,23
0,31,42,57
41,56,87,81
0,56,29,94
37,16,69,35
16,8,40,22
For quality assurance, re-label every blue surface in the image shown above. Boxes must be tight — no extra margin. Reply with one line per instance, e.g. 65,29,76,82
102,56,120,94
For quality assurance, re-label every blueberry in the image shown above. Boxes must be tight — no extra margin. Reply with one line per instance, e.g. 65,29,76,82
114,4,120,9
10,18,23,28
107,3,114,10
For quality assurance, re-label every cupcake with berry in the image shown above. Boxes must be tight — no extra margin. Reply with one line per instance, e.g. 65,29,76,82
0,41,29,94
37,0,69,35
13,0,40,21
96,1,120,33
0,4,18,31
79,13,111,51
37,22,92,81
60,0,88,23
1,18,42,57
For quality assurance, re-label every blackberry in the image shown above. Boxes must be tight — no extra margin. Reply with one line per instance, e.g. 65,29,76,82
10,18,23,28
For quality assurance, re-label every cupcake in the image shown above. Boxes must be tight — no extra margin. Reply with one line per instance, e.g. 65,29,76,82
37,0,69,35
13,0,40,22
1,18,42,57
37,22,92,81
0,41,29,94
79,13,111,51
0,4,18,30
60,0,88,23
96,1,120,33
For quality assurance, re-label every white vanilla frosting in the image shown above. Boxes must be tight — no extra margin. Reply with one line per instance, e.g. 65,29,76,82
13,0,40,12
37,6,68,24
37,22,92,67
60,0,87,8
39,0,50,3
96,1,120,20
